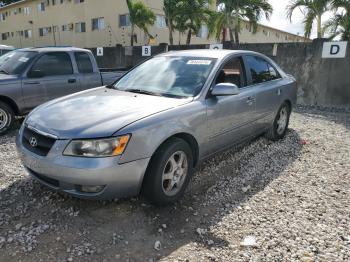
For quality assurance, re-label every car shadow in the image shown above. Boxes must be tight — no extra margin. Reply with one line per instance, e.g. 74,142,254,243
0,129,303,262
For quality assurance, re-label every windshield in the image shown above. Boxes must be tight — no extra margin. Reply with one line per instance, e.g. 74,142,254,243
0,51,15,66
114,56,216,98
0,51,38,75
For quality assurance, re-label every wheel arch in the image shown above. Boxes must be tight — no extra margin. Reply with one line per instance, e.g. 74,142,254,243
284,99,292,110
0,95,20,115
148,132,200,169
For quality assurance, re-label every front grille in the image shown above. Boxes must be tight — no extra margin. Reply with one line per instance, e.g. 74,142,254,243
28,168,59,188
22,127,56,157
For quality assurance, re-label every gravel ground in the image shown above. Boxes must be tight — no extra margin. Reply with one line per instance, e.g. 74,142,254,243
0,106,349,262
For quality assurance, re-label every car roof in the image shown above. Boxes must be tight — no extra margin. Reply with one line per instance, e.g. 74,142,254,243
159,49,262,59
18,46,90,53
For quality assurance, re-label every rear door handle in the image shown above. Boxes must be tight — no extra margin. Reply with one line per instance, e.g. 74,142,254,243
68,79,76,84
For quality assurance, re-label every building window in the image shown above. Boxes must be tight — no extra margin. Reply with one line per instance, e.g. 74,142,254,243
38,2,45,12
23,7,30,15
197,25,208,38
92,17,105,31
0,13,5,21
24,29,32,38
119,14,130,27
2,33,7,40
62,24,69,31
39,27,50,37
74,0,85,3
156,15,166,28
75,22,86,33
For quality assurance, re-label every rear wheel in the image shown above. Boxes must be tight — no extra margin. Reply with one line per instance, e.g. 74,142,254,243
0,102,14,136
266,102,291,141
142,138,193,206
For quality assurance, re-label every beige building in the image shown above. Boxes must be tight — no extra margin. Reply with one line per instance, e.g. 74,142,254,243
0,0,308,48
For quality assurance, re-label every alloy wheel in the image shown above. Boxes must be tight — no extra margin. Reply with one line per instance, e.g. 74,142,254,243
276,106,288,135
162,151,188,197
0,108,8,130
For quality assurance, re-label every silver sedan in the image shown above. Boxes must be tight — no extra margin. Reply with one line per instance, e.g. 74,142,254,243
16,50,297,206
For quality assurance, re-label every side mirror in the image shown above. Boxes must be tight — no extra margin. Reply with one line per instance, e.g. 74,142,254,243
211,83,240,96
28,69,45,78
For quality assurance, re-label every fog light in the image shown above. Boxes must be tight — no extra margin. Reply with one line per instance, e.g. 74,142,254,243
79,185,105,193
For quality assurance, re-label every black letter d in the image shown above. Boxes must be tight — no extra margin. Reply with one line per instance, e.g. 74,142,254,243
330,45,340,55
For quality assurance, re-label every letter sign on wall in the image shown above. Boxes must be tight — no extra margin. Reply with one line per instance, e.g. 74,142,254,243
97,47,104,56
142,46,151,56
322,42,348,58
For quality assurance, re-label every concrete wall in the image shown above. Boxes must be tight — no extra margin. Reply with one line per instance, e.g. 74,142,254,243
89,39,350,107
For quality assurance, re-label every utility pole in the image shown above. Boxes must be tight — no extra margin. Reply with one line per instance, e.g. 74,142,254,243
29,20,35,47
52,25,57,46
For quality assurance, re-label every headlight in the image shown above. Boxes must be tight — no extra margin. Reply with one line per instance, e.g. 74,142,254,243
63,135,130,157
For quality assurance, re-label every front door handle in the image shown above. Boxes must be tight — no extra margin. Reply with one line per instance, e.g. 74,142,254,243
68,79,77,84
246,96,255,104
24,81,40,85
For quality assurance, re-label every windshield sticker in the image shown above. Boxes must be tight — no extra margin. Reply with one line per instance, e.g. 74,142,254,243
187,60,212,65
18,57,29,63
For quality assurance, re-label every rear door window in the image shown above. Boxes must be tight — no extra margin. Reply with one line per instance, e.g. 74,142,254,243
31,52,73,76
246,55,281,84
75,52,94,73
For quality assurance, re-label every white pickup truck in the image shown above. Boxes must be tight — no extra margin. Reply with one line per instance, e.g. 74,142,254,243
0,47,127,135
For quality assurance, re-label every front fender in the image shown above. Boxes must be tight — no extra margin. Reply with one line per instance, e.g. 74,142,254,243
117,101,207,164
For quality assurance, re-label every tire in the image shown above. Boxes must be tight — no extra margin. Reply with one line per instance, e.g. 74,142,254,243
0,101,15,136
142,138,194,206
266,102,291,141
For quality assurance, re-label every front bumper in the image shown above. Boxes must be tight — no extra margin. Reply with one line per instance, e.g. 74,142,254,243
16,134,150,200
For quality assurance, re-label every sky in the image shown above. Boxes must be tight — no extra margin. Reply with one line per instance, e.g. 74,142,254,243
260,0,333,39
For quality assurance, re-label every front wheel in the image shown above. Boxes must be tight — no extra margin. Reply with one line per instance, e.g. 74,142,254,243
266,102,291,141
0,102,15,136
142,138,194,206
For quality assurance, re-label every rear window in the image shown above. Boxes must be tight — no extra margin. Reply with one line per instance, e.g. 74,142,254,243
75,52,93,73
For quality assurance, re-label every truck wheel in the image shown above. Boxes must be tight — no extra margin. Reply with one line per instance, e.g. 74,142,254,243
266,102,291,141
142,138,194,206
0,102,15,136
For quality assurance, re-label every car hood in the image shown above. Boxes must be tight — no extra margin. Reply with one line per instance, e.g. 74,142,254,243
0,73,19,84
26,87,193,139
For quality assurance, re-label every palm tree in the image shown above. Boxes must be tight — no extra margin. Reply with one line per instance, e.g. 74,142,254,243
323,0,350,40
126,0,156,46
175,0,214,45
287,0,331,39
163,0,178,45
209,0,273,44
323,12,350,40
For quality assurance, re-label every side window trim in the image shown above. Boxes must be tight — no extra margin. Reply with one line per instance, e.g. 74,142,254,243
28,52,74,77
